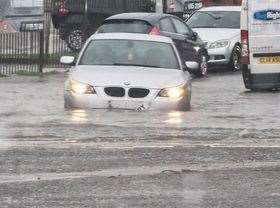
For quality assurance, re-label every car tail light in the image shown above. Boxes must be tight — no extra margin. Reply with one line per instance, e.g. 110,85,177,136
149,26,160,35
0,21,14,32
3,22,7,30
58,2,70,16
0,21,5,30
241,30,250,64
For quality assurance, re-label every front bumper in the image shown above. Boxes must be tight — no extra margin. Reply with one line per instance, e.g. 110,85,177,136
64,89,191,111
207,46,231,66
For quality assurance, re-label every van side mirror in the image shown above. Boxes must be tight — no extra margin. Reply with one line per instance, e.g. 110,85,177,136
185,61,199,70
60,56,76,66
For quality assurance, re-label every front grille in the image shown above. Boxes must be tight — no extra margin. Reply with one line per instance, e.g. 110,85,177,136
214,55,226,60
128,88,150,98
104,87,125,97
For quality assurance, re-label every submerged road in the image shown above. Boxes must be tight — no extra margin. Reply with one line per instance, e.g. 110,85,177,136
0,71,280,208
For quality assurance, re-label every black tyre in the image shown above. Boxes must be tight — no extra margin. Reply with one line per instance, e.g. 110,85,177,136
65,25,85,52
186,96,192,111
229,45,241,71
185,101,191,111
177,98,191,111
242,64,254,90
196,54,208,77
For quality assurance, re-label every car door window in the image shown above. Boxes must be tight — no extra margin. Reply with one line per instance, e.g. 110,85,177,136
159,18,175,33
171,18,192,36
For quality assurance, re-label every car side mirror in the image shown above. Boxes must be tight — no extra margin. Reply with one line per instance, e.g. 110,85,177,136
185,61,199,70
60,56,76,66
192,32,198,41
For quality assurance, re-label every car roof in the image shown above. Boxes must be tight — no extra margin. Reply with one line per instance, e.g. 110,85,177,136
89,33,173,44
105,12,176,25
199,6,241,12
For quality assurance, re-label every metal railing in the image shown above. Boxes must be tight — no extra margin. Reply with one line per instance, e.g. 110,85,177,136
0,31,44,75
0,0,157,75
44,0,156,13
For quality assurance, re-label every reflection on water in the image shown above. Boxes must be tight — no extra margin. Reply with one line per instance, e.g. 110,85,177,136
182,174,206,206
68,109,89,123
65,109,188,127
164,111,184,124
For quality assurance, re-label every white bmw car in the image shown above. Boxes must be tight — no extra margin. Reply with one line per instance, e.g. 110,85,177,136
61,33,192,111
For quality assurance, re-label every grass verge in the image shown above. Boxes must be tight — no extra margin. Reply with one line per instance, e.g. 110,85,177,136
0,53,77,62
15,70,59,76
16,70,42,76
0,73,7,78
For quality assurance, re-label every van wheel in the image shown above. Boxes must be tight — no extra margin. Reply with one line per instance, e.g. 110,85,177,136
242,64,255,90
229,45,241,71
65,26,85,52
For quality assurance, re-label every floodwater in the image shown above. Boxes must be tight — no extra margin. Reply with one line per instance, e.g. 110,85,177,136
0,71,279,145
0,71,280,207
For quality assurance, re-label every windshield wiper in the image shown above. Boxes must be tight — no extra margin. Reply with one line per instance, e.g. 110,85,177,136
113,63,161,68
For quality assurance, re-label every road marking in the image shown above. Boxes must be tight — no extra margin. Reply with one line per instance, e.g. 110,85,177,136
100,145,175,149
1,161,280,184
1,140,280,149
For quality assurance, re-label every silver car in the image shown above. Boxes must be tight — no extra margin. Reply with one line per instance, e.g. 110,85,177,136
61,33,192,111
187,6,241,71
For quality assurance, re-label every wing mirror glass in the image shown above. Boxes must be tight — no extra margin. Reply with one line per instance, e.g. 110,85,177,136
185,61,199,70
60,56,75,66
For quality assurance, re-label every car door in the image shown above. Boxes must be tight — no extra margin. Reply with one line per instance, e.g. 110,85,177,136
158,17,186,61
158,17,176,37
158,18,184,56
170,17,202,63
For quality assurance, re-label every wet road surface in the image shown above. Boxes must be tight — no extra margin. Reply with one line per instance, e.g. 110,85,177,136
0,71,280,207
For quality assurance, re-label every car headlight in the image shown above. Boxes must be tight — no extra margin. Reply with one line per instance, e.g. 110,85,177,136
208,40,230,49
67,80,96,94
158,84,187,99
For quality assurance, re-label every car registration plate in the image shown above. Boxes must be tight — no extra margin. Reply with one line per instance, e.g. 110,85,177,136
258,56,280,64
108,100,149,111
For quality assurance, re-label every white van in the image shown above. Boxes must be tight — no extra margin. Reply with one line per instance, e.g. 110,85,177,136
241,0,280,90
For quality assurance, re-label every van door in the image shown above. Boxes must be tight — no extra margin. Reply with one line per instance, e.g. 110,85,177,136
248,0,280,74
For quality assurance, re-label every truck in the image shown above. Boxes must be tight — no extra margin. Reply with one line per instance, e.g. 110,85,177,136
241,0,280,90
49,0,156,51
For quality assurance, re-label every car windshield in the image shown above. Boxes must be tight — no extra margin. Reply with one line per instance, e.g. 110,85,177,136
79,39,179,69
98,20,151,34
187,11,240,29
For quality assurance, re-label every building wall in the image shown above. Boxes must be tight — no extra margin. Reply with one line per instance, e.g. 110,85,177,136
10,0,43,7
164,0,241,13
203,0,242,6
